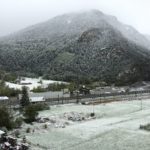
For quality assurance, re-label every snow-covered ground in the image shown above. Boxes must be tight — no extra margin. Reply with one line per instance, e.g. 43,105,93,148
5,77,66,90
21,100,150,150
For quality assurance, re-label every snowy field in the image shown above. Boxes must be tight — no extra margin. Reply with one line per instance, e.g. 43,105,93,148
21,99,150,150
5,77,66,90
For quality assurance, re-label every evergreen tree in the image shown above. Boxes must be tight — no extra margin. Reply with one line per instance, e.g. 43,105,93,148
20,86,30,107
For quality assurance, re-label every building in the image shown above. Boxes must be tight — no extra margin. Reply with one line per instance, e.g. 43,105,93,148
0,97,9,104
79,86,90,95
30,97,46,104
0,130,5,137
29,91,70,99
0,97,9,101
0,130,5,143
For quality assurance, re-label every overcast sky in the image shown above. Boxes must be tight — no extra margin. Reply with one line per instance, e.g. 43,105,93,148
0,0,150,37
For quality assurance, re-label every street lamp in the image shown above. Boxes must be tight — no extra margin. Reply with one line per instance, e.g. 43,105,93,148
140,96,143,110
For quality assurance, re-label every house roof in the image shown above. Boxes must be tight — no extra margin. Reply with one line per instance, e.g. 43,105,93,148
30,97,45,102
4,142,11,146
0,96,9,100
0,130,5,135
29,91,70,99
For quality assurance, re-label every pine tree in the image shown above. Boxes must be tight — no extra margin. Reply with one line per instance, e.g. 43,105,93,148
20,86,30,107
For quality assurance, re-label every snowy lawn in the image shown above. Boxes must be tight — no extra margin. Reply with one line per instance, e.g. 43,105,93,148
6,77,66,90
21,100,150,150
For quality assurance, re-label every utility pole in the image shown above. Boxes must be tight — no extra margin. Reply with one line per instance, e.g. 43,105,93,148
140,97,143,110
100,87,101,104
76,91,79,103
92,97,95,116
57,94,60,104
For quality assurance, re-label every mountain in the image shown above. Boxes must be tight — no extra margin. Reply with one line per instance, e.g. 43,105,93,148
0,10,150,85
2,10,150,49
145,34,150,42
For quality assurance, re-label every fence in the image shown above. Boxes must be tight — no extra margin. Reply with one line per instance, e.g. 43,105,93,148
1,89,150,106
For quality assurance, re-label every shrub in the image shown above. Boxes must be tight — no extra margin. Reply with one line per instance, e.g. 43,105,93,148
33,103,50,111
24,104,49,123
32,86,46,93
0,106,14,130
140,124,150,131
14,129,20,138
43,124,48,129
47,83,68,91
15,117,23,128
90,113,95,117
26,127,31,133
0,84,20,97
24,105,38,123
